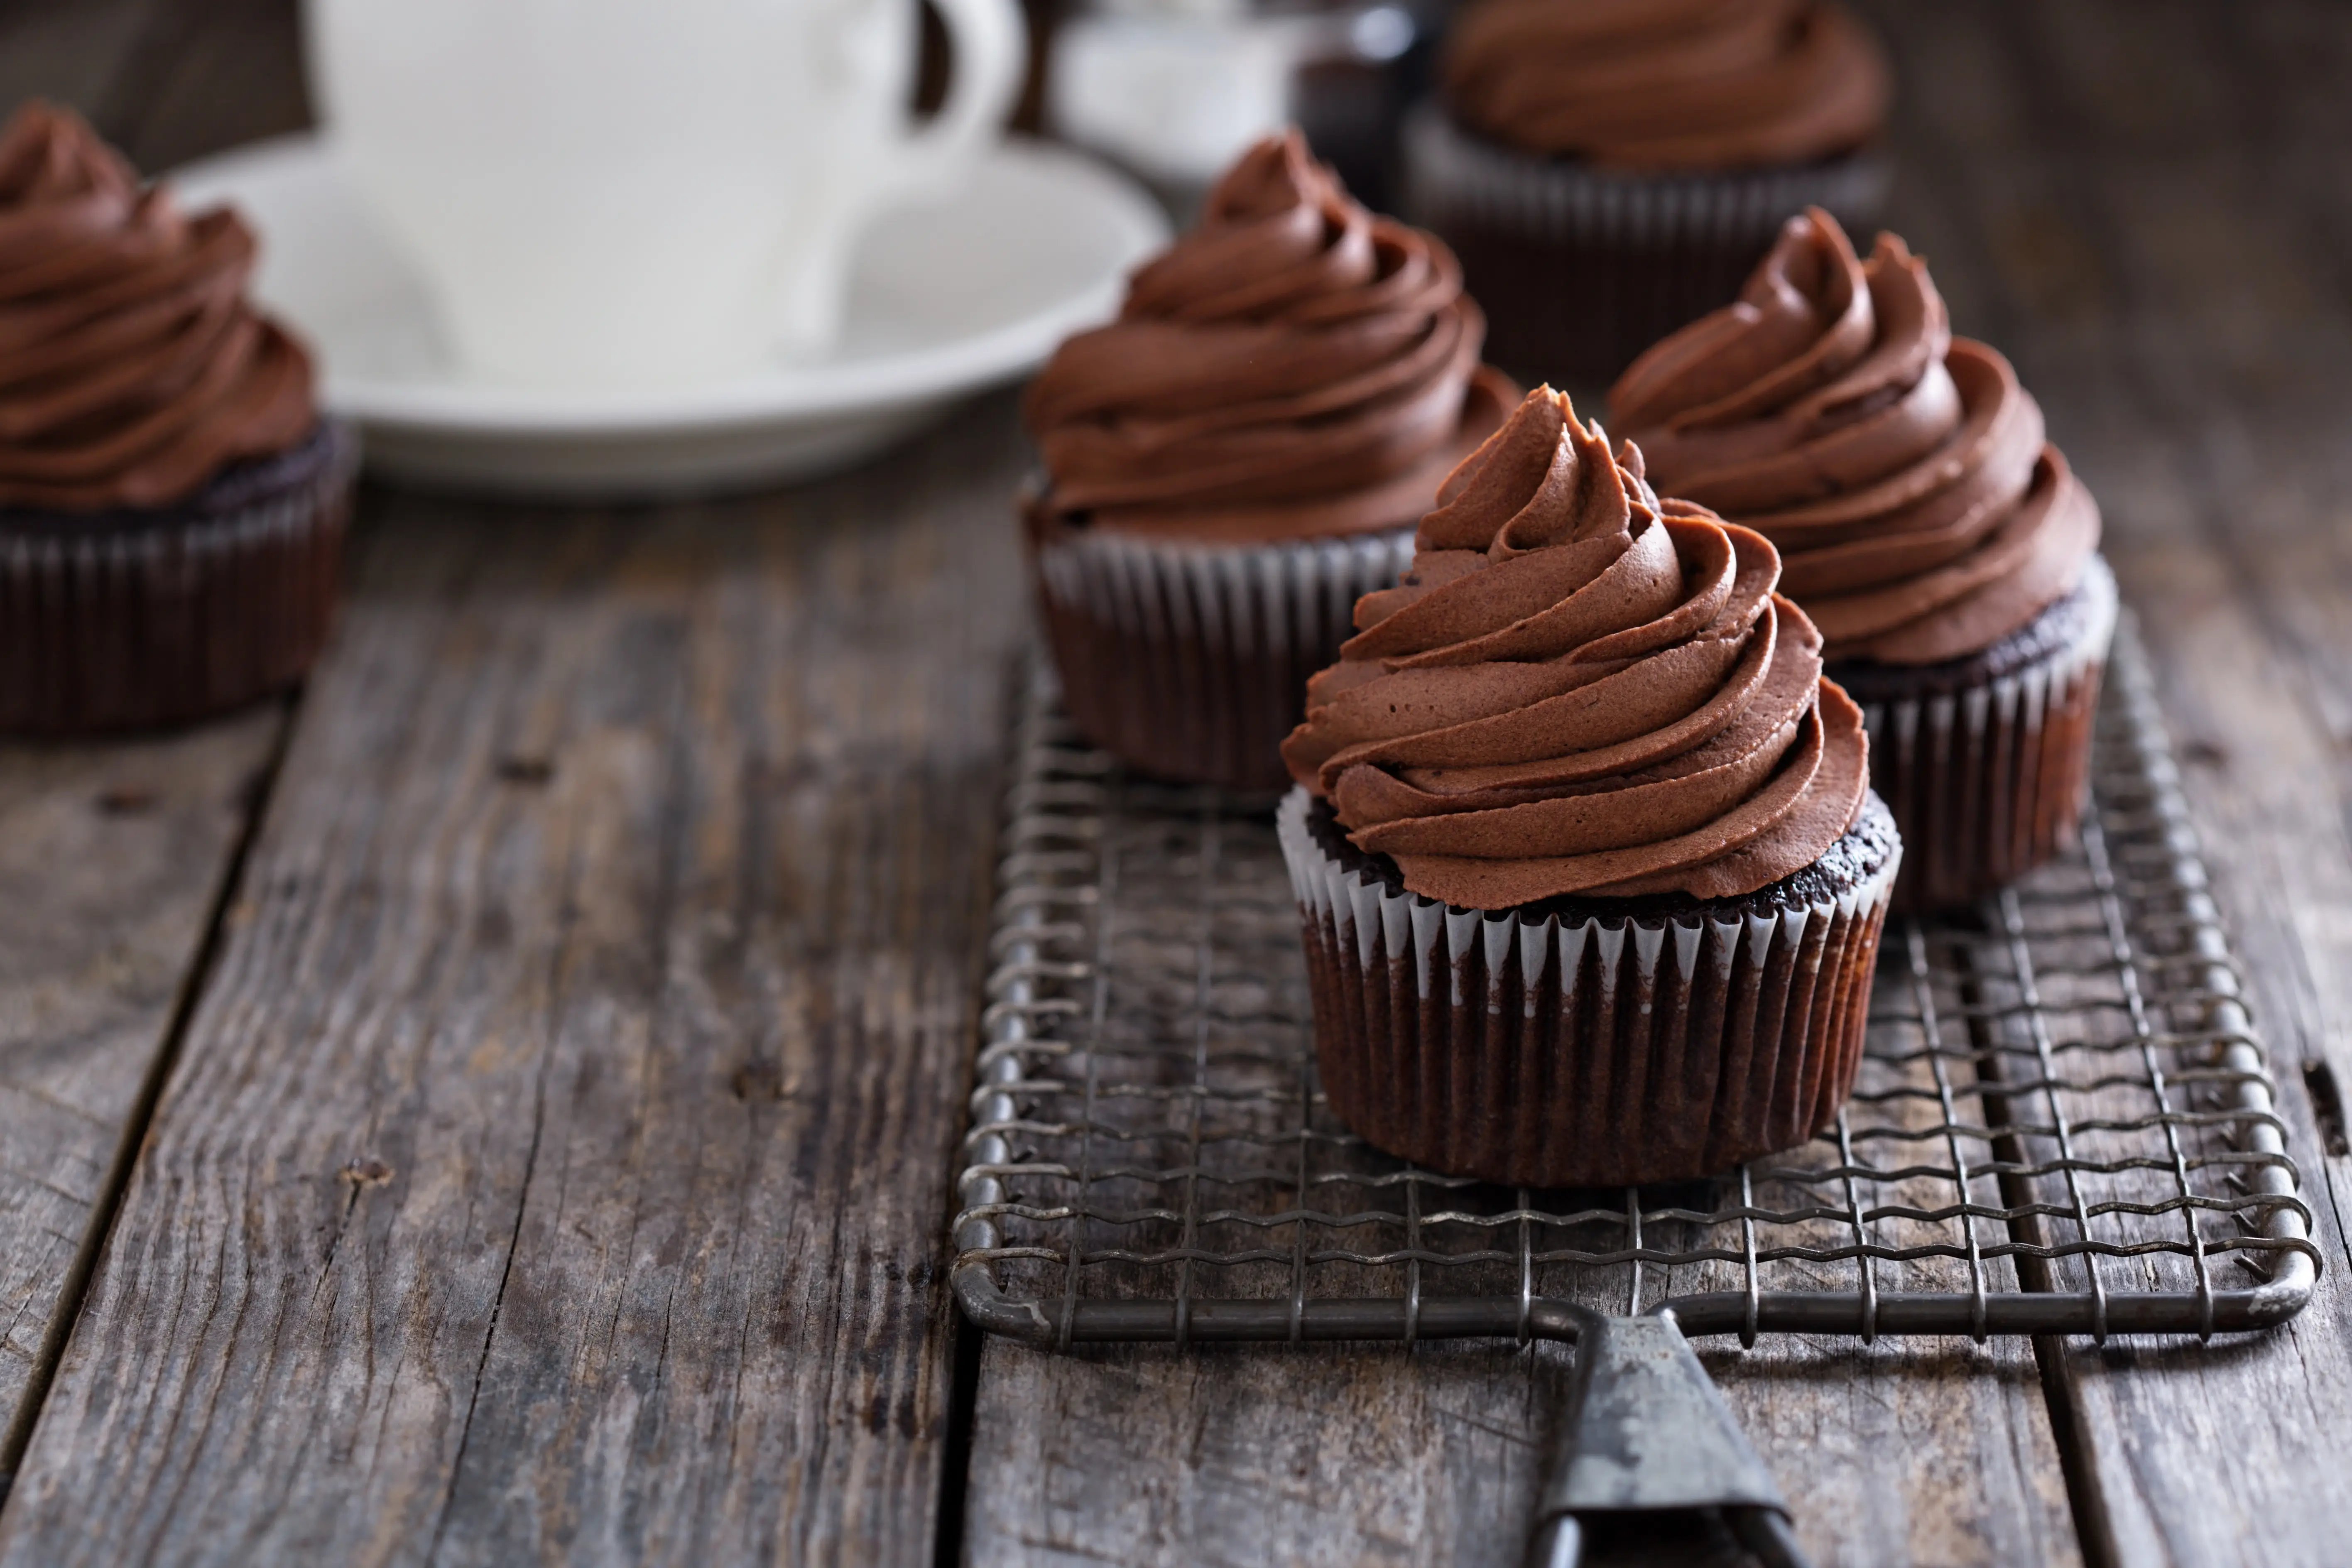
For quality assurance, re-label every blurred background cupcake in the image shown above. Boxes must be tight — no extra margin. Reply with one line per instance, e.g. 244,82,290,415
1610,208,2112,912
0,103,356,735
1024,128,1512,791
1403,0,1893,390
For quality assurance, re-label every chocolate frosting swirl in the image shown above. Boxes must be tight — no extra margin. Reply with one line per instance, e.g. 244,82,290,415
1025,130,1512,544
1449,0,1891,173
1282,386,1868,909
1443,0,1891,171
1609,209,2101,665
0,102,315,513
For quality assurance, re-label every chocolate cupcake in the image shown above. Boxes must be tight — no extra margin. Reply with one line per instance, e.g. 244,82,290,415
1610,209,2112,911
1404,0,1893,387
1278,387,1897,1188
1025,130,1514,793
0,103,355,736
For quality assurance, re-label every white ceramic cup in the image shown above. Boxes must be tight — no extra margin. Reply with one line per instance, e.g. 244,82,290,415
304,0,1025,386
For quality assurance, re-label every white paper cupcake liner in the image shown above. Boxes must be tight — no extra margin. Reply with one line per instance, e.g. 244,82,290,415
1276,786,1900,1188
1846,556,2119,912
1029,507,1416,792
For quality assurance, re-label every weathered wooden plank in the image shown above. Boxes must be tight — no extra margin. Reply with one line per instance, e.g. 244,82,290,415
2031,327,2352,1557
1705,1337,2075,1568
1876,3,2352,1564
963,1328,2073,1568
0,713,283,1466
0,397,1029,1566
967,1338,1571,1568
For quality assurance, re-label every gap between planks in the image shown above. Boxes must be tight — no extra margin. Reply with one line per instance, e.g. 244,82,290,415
0,701,294,1499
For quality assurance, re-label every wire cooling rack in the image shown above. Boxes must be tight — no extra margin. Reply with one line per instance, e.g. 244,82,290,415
950,618,2318,1349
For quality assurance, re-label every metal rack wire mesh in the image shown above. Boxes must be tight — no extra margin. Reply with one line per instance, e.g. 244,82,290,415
951,620,2318,1348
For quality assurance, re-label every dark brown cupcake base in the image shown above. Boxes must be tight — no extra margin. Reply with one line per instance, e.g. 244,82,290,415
1026,493,1411,794
0,421,358,737
1400,103,1892,388
1832,555,2118,913
1279,789,1901,1189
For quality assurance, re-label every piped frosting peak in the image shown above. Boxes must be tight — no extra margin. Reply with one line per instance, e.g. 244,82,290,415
1610,208,2100,665
1284,385,1867,908
0,102,315,512
1025,130,1510,544
1443,0,1890,172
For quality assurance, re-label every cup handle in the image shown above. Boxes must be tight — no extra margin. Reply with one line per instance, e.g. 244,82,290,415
892,0,1025,193
772,0,1025,359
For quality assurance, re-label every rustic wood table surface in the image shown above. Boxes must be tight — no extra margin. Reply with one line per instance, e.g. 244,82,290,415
2,1,2349,1563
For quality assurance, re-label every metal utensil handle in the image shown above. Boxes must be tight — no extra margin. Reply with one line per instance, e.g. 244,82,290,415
1525,1511,1808,1568
1528,1309,1813,1568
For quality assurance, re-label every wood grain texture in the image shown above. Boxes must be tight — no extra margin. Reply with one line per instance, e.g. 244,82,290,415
2021,4,2352,1563
1702,1338,2075,1568
1863,3,2352,1564
0,714,282,1460
0,398,1029,1567
963,1330,2074,1568
966,1338,1572,1568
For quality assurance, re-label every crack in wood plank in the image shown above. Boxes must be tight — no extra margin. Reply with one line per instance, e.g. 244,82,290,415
0,708,287,1489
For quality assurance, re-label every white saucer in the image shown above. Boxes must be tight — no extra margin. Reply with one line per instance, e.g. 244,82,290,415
171,134,1169,498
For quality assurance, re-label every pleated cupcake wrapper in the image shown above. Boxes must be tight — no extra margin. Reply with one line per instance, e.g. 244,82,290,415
1401,102,1893,250
1030,511,1415,793
1399,100,1892,383
1850,561,2120,914
1277,787,1900,1189
0,424,358,735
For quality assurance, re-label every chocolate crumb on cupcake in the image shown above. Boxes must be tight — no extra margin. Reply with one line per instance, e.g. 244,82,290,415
1024,129,1514,792
1610,208,2112,911
1404,0,1893,387
1279,386,1897,1188
0,102,355,736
